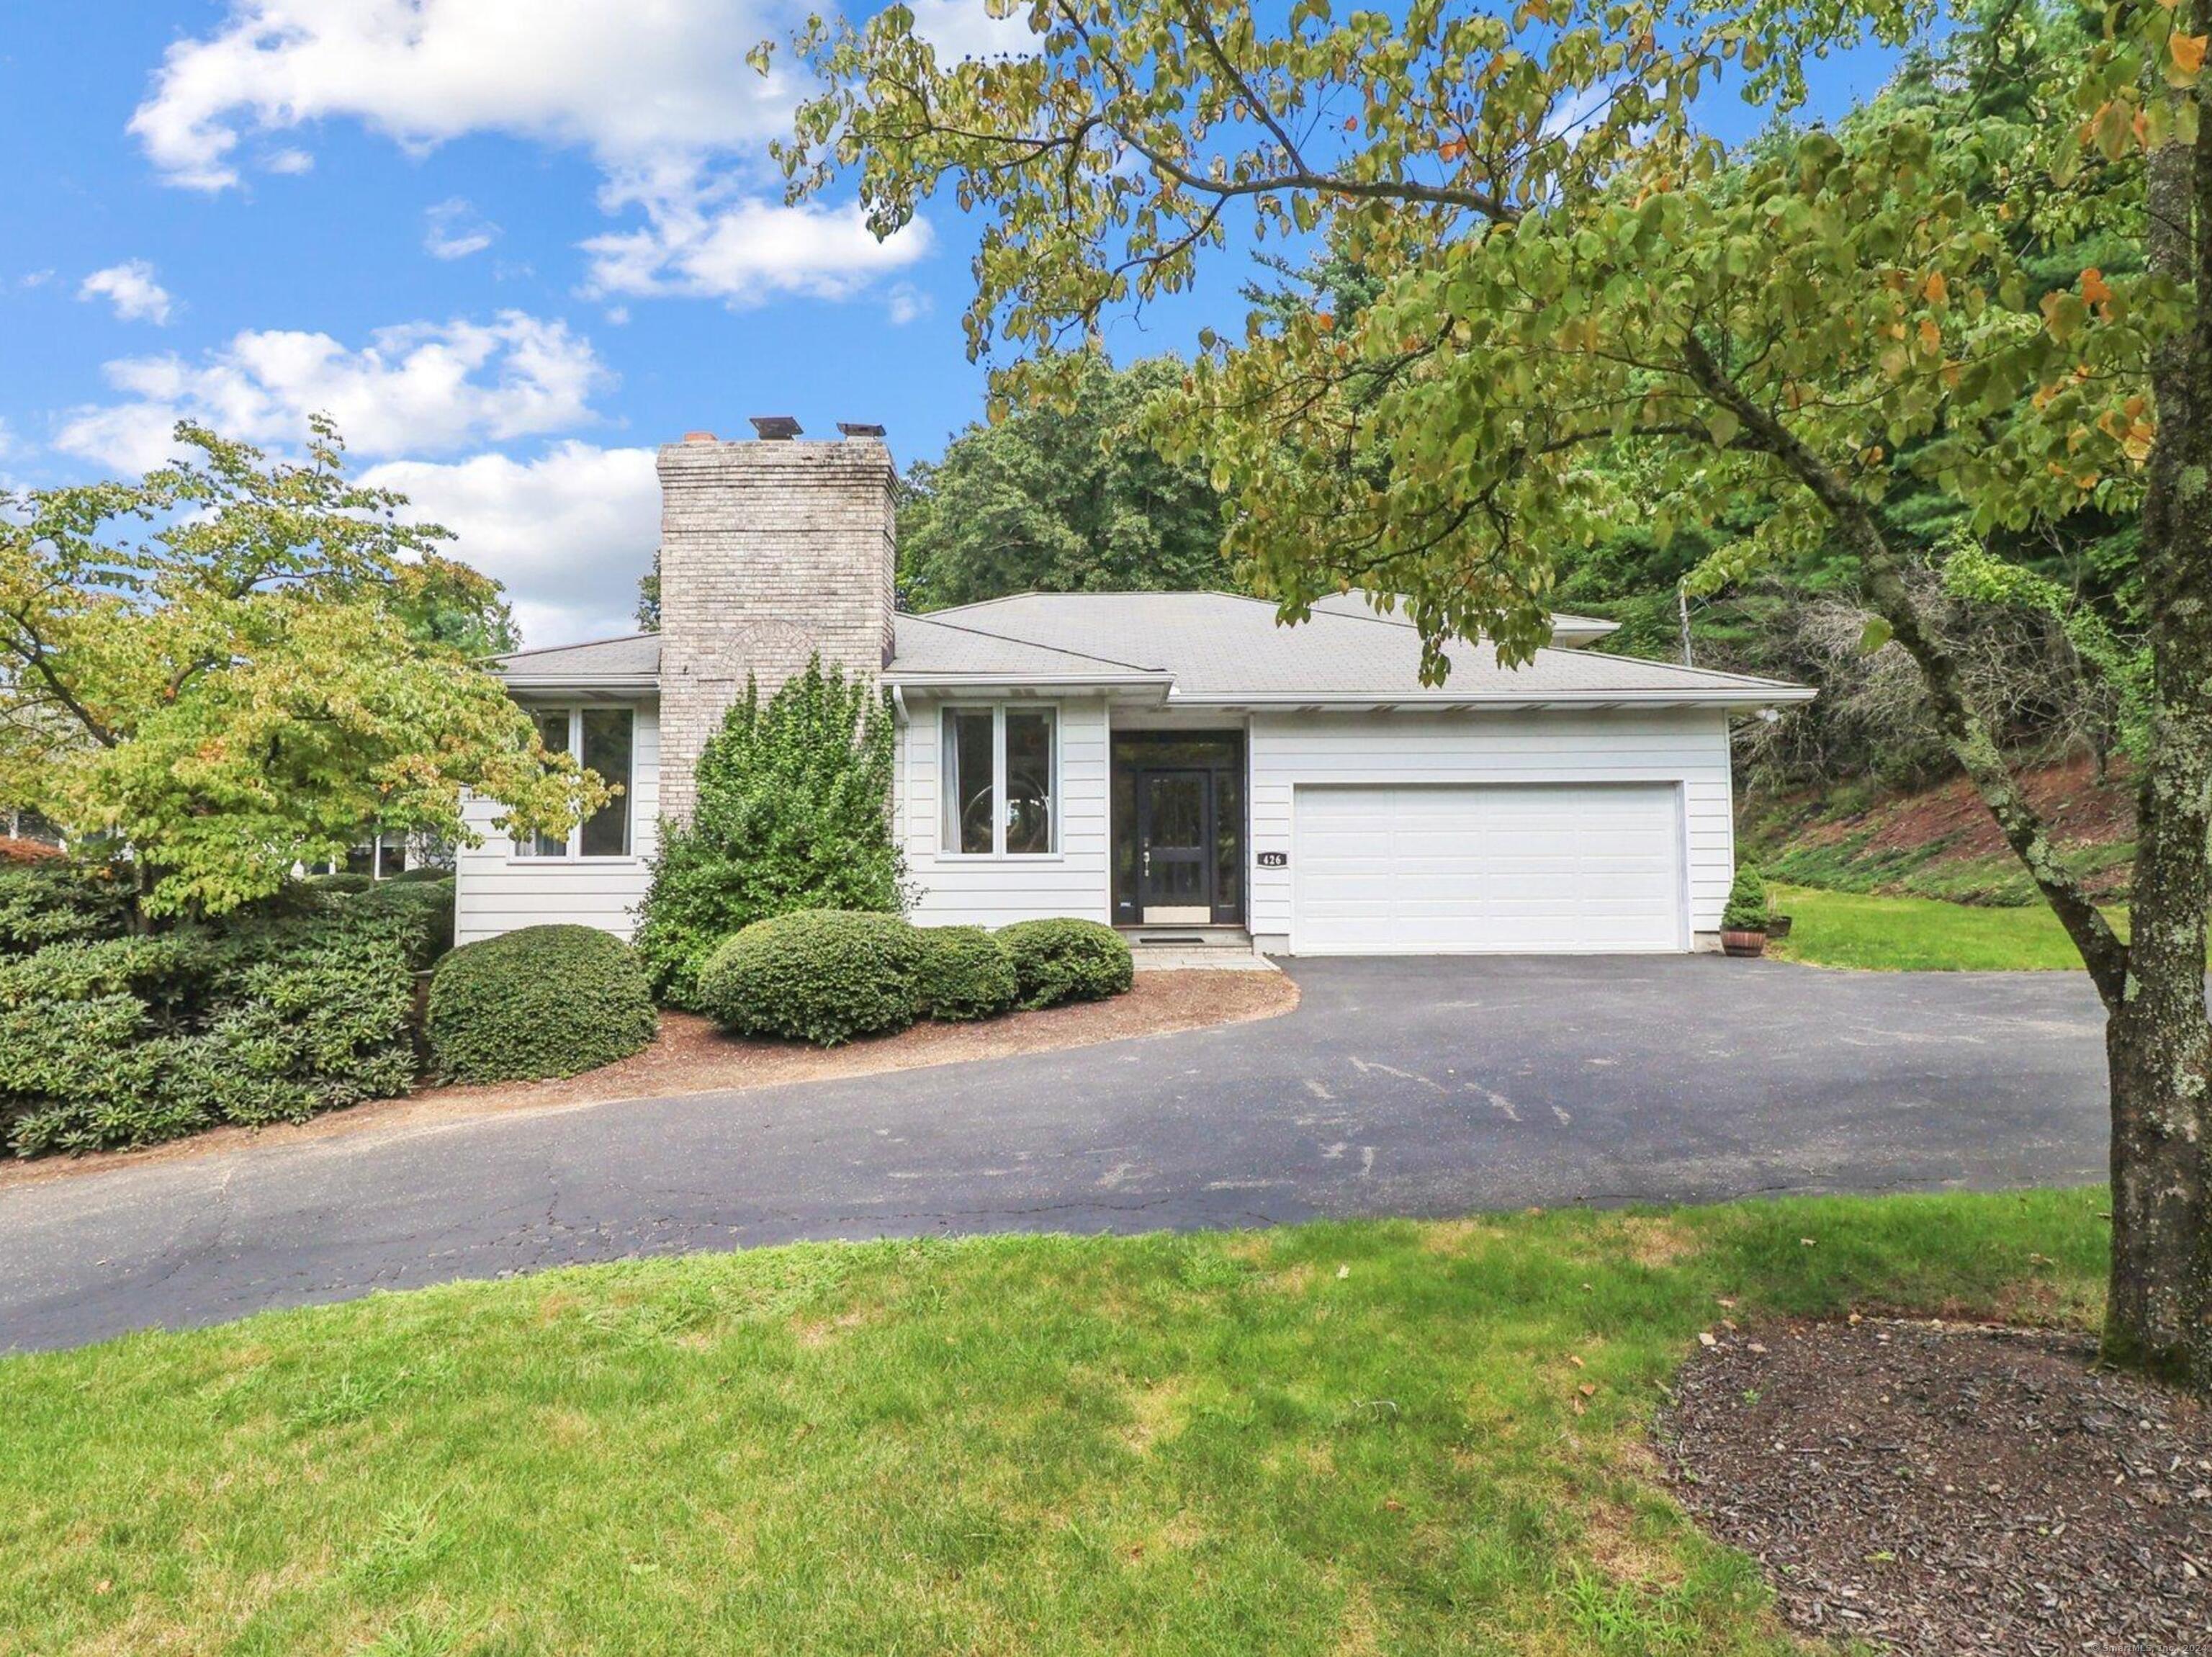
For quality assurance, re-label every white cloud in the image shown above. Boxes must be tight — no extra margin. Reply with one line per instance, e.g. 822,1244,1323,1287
361,441,660,646
127,0,968,309
906,0,1040,62
53,310,610,474
580,192,930,306
263,146,315,174
19,270,55,290
424,197,500,260
79,260,176,325
886,282,930,326
130,0,796,192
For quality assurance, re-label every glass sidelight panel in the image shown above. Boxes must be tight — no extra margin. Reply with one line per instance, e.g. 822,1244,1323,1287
1004,708,1056,853
1213,765,1244,919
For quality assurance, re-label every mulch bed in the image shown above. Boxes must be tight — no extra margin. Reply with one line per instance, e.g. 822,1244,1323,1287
1655,1319,2212,1655
0,969,1298,1190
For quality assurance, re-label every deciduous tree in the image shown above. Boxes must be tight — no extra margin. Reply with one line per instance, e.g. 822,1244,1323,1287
0,421,599,917
776,0,2212,1378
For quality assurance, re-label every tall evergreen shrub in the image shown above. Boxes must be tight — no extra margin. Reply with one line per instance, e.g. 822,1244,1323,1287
635,659,904,1007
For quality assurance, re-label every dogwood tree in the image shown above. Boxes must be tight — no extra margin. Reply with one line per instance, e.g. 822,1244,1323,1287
0,421,601,917
775,0,2212,1380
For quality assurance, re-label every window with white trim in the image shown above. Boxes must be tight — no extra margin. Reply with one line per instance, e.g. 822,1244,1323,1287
940,705,1056,856
516,706,635,858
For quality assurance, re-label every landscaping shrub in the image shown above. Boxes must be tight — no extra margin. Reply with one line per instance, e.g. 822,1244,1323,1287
0,862,130,955
352,875,456,966
913,925,1018,1022
635,659,905,1009
0,898,422,1157
696,910,924,1046
382,865,455,885
1723,863,1771,931
997,918,1133,1010
426,925,658,1085
305,871,374,894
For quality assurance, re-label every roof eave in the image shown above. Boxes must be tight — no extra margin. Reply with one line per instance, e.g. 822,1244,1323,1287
498,674,660,696
1163,686,1818,711
886,671,1175,694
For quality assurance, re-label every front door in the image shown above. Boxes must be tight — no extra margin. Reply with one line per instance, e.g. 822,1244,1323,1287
1138,770,1212,923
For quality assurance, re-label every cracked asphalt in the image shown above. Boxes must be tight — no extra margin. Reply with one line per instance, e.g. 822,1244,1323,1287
0,956,2110,1354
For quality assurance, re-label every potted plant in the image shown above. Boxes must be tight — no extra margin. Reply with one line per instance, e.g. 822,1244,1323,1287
1721,863,1770,958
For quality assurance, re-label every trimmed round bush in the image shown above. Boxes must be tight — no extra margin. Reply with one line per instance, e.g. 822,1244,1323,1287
696,910,923,1047
426,924,658,1084
913,925,1017,1023
305,871,374,894
997,917,1133,1010
383,864,457,885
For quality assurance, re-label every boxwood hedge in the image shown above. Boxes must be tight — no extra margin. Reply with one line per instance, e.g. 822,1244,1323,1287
912,925,1018,1023
426,924,659,1085
696,910,923,1046
997,918,1134,1010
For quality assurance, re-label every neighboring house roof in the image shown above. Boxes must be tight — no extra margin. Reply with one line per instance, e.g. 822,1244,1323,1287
487,591,1808,710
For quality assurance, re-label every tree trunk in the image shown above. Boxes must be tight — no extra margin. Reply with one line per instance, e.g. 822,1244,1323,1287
2105,81,2212,1383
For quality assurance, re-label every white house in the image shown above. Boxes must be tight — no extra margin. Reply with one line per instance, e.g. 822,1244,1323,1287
457,420,1813,955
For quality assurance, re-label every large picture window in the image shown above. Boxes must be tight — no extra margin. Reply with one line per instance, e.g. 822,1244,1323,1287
940,705,1056,856
517,706,634,858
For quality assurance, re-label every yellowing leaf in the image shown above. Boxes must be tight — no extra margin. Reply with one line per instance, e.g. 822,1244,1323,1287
1923,271,1948,305
1917,316,1942,354
2081,267,2113,307
2173,32,2208,78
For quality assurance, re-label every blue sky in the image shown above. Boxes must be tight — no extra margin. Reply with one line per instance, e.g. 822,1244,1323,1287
0,2,1905,647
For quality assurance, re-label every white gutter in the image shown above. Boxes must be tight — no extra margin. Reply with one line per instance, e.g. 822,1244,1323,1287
1161,686,1818,710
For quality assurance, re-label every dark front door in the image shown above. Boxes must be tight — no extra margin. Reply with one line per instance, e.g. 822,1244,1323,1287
1112,731,1246,927
1138,770,1212,922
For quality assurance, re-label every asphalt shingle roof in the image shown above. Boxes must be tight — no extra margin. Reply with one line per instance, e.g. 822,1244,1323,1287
490,592,1807,705
892,592,1804,703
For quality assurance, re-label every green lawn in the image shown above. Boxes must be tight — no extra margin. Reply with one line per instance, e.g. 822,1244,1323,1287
0,1191,2108,1656
1767,883,2120,971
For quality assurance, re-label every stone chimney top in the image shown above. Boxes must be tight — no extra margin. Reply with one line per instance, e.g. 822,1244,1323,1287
682,430,717,444
748,415,804,441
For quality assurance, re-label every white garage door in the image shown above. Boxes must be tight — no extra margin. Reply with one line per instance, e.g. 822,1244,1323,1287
1291,783,1685,954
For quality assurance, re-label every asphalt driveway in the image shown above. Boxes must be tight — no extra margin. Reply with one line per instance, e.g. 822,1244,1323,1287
0,956,2110,1353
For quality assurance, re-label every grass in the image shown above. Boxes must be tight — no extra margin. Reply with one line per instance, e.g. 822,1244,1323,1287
1767,883,2121,972
1762,830,2136,910
0,1190,2110,1656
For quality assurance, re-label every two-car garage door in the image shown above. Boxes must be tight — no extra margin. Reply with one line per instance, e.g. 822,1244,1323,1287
1290,783,1686,954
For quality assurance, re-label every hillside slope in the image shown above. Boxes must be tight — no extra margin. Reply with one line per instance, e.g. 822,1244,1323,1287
1743,758,2137,908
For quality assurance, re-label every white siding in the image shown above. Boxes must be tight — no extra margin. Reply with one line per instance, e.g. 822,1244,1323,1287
1247,708,1735,948
896,693,1112,927
454,704,660,946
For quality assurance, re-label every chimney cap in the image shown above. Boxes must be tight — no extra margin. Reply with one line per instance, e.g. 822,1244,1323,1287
837,421,887,439
749,415,803,441
682,429,718,444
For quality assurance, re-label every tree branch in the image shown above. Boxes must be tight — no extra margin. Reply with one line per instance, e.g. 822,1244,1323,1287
1681,331,2133,1006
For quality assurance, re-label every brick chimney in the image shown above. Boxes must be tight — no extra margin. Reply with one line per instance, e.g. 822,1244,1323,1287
655,421,896,824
